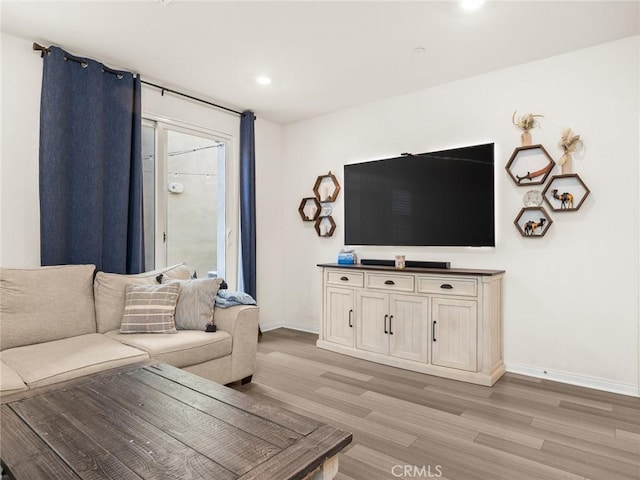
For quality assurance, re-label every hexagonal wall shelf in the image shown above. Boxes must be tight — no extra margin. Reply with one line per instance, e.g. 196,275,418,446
298,197,321,222
315,216,336,237
313,171,341,202
542,174,590,212
514,206,553,238
506,145,556,186
300,171,341,237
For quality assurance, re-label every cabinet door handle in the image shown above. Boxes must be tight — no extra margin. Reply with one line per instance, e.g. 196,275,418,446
432,321,437,342
440,284,453,289
384,314,388,334
348,309,353,328
389,315,394,335
384,280,395,285
340,276,349,281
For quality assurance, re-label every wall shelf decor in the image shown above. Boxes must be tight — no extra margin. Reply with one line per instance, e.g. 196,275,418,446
523,189,543,207
542,174,591,212
505,145,556,186
319,204,333,217
315,216,336,237
298,171,341,237
313,172,341,202
557,128,583,175
298,197,321,222
514,206,553,238
512,111,544,147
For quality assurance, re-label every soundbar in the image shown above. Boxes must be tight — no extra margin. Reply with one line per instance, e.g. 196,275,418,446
361,259,450,269
406,260,450,269
360,259,394,266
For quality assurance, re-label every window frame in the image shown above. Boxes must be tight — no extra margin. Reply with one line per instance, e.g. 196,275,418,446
142,114,236,283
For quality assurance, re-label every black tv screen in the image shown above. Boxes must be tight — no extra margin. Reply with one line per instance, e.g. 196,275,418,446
344,143,495,247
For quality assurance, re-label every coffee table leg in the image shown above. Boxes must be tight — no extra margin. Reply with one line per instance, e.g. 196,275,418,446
304,454,339,480
1,463,12,480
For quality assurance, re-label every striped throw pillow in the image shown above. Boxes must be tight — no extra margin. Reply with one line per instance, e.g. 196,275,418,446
120,283,181,334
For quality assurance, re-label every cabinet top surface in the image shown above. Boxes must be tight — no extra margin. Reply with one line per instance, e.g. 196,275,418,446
318,263,505,276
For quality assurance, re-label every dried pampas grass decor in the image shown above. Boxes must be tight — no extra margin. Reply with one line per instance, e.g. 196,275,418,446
558,127,583,174
512,111,543,132
512,111,543,146
559,128,583,156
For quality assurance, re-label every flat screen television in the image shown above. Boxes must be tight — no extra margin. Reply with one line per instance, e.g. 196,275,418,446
344,143,495,247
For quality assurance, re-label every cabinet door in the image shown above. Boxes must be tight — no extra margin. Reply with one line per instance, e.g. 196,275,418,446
325,287,355,347
389,294,429,363
431,298,477,372
356,291,389,355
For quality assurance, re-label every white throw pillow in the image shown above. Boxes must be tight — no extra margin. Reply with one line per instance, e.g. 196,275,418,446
162,277,223,330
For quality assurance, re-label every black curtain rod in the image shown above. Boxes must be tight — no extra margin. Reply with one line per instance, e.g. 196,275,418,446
33,42,245,117
140,80,242,116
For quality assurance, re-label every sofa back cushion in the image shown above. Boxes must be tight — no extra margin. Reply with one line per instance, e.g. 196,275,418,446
94,264,191,333
0,264,97,351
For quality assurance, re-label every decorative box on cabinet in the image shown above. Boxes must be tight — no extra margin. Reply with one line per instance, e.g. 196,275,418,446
317,264,505,386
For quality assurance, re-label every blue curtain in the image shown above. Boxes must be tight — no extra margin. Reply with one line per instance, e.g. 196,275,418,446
239,111,257,300
39,47,144,274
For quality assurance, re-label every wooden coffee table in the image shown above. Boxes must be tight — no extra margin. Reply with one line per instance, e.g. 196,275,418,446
0,363,351,479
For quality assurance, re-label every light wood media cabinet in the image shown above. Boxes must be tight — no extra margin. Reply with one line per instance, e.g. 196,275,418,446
317,264,505,386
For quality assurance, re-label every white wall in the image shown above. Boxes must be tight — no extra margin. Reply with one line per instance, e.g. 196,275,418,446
281,37,640,395
0,32,285,330
254,118,285,330
0,33,42,268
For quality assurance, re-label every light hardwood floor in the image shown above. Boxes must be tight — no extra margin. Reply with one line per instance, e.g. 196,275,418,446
237,328,640,480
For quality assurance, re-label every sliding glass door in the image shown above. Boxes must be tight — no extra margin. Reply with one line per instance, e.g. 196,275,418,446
142,119,226,279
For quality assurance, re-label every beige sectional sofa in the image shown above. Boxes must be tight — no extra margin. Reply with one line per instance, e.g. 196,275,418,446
0,264,259,398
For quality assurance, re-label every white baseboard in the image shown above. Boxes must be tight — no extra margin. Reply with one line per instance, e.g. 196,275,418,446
259,323,319,335
259,324,283,333
280,323,320,334
505,363,639,397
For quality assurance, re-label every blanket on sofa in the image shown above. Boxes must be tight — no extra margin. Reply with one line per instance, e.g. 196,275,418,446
215,290,257,308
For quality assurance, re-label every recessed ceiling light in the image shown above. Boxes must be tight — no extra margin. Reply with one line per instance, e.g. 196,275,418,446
256,76,272,85
158,0,174,6
461,0,485,11
413,47,426,55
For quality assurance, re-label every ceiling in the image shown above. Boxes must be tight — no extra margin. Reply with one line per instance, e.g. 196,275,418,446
2,1,639,125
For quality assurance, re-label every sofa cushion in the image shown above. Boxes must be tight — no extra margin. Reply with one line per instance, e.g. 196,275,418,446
106,330,232,368
94,264,191,334
0,360,28,394
162,277,223,330
120,283,180,334
162,264,192,280
0,264,97,351
0,333,149,389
